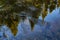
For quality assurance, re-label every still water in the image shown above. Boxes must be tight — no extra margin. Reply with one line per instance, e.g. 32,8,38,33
0,8,60,40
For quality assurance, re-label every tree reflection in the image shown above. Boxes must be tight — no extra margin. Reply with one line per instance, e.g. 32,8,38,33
0,0,60,36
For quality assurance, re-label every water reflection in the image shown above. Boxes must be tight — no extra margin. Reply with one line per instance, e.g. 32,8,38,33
0,0,60,39
0,7,60,40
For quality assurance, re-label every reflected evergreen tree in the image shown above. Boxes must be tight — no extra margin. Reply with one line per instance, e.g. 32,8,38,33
0,0,60,36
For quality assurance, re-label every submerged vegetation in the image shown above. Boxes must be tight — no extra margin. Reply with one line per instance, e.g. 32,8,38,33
0,0,60,36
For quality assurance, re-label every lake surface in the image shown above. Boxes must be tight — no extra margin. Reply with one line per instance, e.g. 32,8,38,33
0,8,60,40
